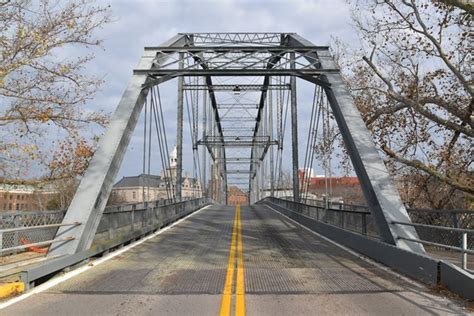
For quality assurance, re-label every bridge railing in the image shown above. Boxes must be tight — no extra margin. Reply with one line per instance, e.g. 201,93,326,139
0,210,66,256
271,197,380,238
259,197,473,299
92,198,211,248
13,197,211,289
0,197,210,256
263,197,473,271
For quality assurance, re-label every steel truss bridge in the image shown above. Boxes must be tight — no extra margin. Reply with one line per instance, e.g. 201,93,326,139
0,33,472,314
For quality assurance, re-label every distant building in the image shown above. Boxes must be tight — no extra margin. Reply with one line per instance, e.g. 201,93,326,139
227,186,248,205
110,174,165,204
108,146,202,205
298,169,365,204
0,184,57,212
110,174,202,204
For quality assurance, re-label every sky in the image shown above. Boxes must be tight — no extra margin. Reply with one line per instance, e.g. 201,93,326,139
82,0,360,184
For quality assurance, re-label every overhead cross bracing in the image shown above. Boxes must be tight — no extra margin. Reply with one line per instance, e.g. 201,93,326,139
49,33,425,258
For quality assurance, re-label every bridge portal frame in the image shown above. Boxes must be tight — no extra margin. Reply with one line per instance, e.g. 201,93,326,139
49,33,424,257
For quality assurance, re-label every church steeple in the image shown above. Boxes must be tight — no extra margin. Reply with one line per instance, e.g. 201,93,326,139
169,145,177,168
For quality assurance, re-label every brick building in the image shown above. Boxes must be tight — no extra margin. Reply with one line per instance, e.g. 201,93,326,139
227,186,249,205
0,184,57,212
298,170,365,204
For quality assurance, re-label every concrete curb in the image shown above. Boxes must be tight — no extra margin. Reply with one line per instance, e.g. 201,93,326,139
260,200,474,301
439,261,474,300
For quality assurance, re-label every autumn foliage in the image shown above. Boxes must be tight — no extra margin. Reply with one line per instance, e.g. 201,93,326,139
0,0,111,184
335,0,473,207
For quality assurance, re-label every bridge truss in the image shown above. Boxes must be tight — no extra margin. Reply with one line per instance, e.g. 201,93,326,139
49,33,424,256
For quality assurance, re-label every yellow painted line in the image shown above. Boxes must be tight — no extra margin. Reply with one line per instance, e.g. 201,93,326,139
0,282,24,299
236,204,246,316
219,207,238,316
219,205,246,316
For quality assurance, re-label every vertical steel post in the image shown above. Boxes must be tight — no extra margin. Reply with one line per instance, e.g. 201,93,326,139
13,213,19,255
213,120,216,202
362,214,367,236
462,232,467,270
131,204,135,233
261,100,267,199
202,87,207,197
290,52,300,202
209,111,214,201
142,102,147,202
253,173,257,204
221,146,226,204
269,81,275,197
213,121,218,202
176,52,184,202
249,147,253,204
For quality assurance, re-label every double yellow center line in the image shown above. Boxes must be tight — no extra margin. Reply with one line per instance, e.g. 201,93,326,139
220,204,245,316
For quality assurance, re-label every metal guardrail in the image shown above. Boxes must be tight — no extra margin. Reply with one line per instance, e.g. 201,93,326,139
267,197,380,238
292,198,473,246
0,197,208,256
393,221,473,270
93,197,211,246
267,197,473,271
0,210,66,256
2,237,75,253
259,197,474,300
0,222,81,254
302,198,370,213
18,197,211,289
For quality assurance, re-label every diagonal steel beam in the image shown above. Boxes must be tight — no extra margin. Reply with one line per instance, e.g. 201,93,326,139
49,34,191,256
287,34,424,254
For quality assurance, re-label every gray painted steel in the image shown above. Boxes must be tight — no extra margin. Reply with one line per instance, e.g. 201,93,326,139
176,52,184,202
5,205,465,315
49,35,189,256
439,261,474,300
287,34,424,253
51,33,423,257
261,198,474,300
290,52,300,203
22,199,209,288
262,200,438,284
143,45,331,52
133,68,339,76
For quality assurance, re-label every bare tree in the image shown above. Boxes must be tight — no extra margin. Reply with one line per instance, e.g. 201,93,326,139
441,0,473,14
0,0,111,183
335,0,473,206
45,178,80,210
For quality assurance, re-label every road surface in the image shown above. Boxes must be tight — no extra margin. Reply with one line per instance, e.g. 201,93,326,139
2,204,467,315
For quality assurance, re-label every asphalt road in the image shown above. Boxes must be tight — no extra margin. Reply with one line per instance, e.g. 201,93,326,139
2,204,467,315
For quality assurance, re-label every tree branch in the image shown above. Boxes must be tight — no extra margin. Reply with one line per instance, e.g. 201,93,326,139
362,56,474,137
381,145,474,195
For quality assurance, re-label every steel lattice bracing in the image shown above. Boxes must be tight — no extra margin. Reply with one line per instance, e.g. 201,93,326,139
50,33,424,256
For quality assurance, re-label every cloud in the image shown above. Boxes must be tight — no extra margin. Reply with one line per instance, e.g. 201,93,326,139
83,0,357,181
